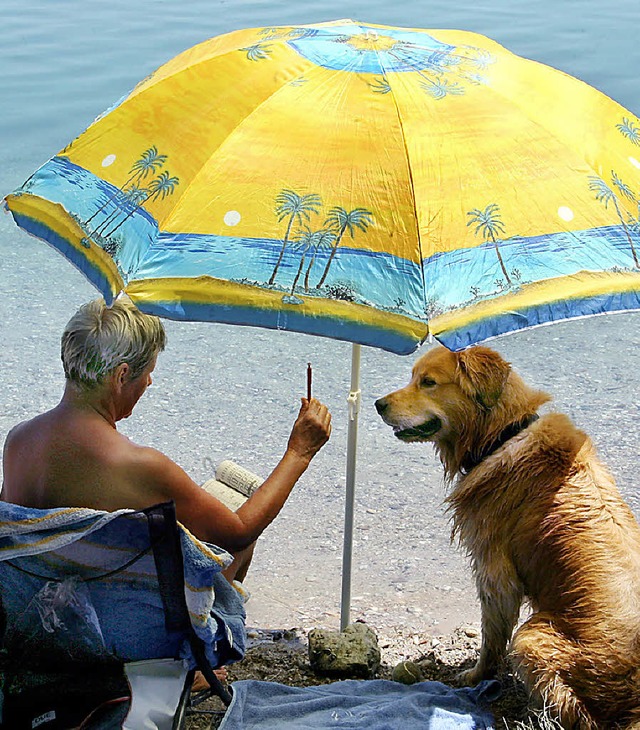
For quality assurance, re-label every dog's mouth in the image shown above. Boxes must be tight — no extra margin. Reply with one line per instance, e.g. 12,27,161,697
394,417,442,442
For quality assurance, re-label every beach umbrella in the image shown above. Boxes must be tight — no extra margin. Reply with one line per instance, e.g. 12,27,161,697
5,19,640,627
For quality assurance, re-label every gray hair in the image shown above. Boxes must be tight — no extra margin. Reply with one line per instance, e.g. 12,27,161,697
61,297,166,388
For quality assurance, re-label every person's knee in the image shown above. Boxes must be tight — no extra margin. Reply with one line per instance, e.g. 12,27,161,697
223,541,256,583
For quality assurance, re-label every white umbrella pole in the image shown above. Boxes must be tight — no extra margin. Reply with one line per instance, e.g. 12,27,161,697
340,343,361,631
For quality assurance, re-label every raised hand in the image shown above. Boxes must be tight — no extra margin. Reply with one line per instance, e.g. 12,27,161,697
286,398,332,462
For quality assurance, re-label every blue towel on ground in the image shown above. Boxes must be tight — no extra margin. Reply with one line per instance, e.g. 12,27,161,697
219,678,501,729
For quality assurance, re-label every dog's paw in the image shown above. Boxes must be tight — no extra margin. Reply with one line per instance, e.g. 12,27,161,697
455,665,489,687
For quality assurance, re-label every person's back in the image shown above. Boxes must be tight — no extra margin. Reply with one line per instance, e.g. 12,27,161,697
2,295,332,691
2,297,332,561
3,403,161,511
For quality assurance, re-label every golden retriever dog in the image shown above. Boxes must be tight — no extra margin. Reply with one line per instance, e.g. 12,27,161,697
375,344,640,729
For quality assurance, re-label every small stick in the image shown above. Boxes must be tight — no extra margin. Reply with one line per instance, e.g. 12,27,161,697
307,362,312,401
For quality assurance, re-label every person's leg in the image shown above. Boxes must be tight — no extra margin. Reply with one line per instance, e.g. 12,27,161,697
222,541,256,584
193,542,256,692
192,666,228,691
200,464,260,585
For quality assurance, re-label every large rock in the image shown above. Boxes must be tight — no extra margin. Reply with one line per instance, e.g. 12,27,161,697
308,622,381,678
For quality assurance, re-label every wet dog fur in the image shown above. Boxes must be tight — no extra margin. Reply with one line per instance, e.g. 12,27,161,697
375,344,640,729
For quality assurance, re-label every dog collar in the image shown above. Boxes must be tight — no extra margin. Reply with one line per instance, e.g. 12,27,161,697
461,413,539,475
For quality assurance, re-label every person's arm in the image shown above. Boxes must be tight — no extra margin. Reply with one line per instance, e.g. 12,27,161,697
139,398,331,551
0,426,18,501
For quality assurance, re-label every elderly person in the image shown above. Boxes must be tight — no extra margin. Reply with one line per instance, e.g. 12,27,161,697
1,297,332,586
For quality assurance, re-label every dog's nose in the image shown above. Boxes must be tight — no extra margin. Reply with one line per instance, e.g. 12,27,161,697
374,397,388,415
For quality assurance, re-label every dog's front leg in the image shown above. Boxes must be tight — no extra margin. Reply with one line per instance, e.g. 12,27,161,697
457,568,523,686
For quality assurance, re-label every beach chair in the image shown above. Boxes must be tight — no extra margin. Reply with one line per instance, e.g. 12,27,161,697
0,498,246,729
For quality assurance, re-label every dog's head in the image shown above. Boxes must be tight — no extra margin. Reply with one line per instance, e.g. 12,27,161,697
375,345,510,442
375,345,549,474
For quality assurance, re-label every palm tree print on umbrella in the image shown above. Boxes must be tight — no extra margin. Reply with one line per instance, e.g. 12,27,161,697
616,117,640,146
589,172,640,268
288,226,337,294
102,170,180,238
419,78,465,99
392,37,492,91
241,44,272,61
304,228,336,292
257,26,313,41
316,207,374,288
92,183,147,239
466,203,511,285
243,24,494,99
383,43,494,98
269,190,322,285
258,27,282,38
85,146,167,230
98,186,148,257
289,226,317,294
369,76,391,94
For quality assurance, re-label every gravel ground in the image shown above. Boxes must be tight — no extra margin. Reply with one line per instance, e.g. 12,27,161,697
1,221,639,728
184,625,547,729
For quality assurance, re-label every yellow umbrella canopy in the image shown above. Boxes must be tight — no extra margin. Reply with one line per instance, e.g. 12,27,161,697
5,19,640,352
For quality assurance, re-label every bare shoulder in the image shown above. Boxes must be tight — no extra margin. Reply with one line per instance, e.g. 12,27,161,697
128,443,172,481
125,442,203,499
3,422,21,454
3,413,54,465
4,414,44,447
2,421,25,469
127,443,243,544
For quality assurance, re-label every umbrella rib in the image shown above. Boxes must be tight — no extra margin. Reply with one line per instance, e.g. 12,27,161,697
125,20,375,104
373,51,430,327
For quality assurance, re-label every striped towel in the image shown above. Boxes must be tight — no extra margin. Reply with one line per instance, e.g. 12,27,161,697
0,501,245,669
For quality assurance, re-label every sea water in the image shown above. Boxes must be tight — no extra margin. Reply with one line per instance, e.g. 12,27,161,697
1,0,639,632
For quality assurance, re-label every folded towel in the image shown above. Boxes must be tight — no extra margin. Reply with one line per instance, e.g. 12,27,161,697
0,501,131,556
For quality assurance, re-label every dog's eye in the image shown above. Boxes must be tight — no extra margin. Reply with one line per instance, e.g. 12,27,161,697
420,377,437,387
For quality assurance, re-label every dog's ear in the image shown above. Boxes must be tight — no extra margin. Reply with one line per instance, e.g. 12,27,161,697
456,347,511,410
